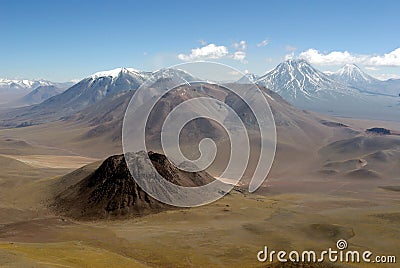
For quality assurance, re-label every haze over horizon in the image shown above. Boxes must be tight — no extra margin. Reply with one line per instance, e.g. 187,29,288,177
1,2,400,266
1,0,400,82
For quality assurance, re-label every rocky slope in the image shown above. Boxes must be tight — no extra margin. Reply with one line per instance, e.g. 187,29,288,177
52,151,214,219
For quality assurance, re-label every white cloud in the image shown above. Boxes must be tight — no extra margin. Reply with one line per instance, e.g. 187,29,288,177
369,48,400,66
178,44,229,61
233,40,246,50
231,40,247,63
178,42,247,63
257,38,269,47
298,49,365,65
231,51,247,62
298,48,400,67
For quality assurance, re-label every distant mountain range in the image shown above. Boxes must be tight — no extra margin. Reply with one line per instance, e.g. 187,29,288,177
254,59,399,120
0,78,53,91
40,68,147,112
0,79,52,104
327,63,400,96
257,59,359,101
0,78,72,106
328,63,378,87
256,60,400,98
0,67,197,127
0,60,399,127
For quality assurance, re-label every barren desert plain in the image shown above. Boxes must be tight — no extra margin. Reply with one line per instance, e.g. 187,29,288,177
0,98,399,267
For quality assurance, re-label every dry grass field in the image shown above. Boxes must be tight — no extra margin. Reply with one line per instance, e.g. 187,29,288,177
0,116,398,267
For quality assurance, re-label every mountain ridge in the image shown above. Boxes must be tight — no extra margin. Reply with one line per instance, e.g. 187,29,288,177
255,59,399,120
328,63,400,96
0,78,70,105
256,59,359,100
0,67,198,127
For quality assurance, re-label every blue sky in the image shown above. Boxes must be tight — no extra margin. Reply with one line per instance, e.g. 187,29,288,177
1,0,400,81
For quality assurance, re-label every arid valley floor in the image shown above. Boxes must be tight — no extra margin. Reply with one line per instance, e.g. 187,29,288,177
0,112,399,267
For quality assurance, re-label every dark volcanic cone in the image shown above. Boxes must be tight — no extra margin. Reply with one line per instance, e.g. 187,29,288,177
52,151,214,220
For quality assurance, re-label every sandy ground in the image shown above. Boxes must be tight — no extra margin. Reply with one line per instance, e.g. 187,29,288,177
0,186,398,267
0,147,398,268
0,117,398,267
0,154,99,169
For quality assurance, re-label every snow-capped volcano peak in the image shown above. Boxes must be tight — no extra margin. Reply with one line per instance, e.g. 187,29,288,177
257,59,342,96
328,63,400,96
336,63,367,77
329,63,377,86
33,67,152,115
90,67,141,79
256,59,359,105
265,59,332,86
341,63,360,71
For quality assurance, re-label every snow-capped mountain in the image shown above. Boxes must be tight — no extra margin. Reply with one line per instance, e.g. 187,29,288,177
90,67,152,81
329,64,378,87
36,67,196,114
0,67,198,127
256,59,400,120
256,59,358,102
1,63,398,126
0,78,53,91
35,67,147,114
151,68,198,83
328,64,400,96
257,59,400,119
0,79,55,104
